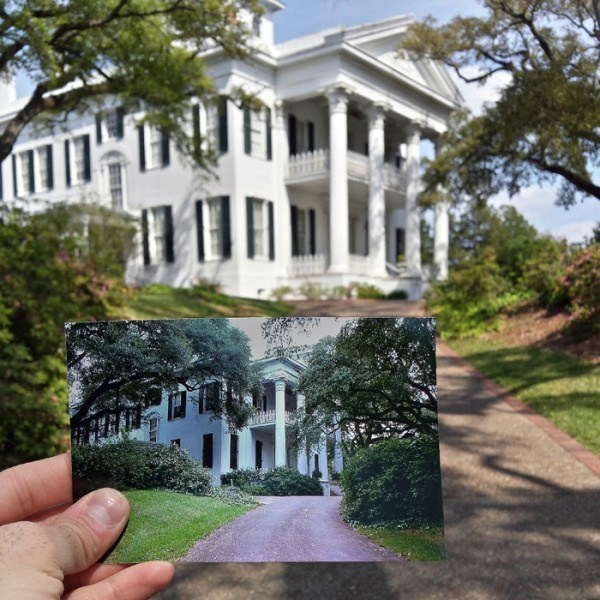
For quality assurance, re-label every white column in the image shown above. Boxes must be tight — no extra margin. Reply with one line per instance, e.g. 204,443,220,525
433,138,449,281
333,415,344,474
275,101,292,277
296,392,308,475
327,88,350,273
275,380,286,467
239,394,252,469
405,123,422,278
367,104,387,277
220,420,230,475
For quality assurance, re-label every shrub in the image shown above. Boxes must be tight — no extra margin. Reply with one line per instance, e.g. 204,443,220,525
564,244,600,324
270,285,294,302
209,486,257,507
341,436,444,528
72,439,212,499
355,283,385,300
386,289,408,300
298,281,326,300
329,285,350,300
261,466,324,496
221,468,263,487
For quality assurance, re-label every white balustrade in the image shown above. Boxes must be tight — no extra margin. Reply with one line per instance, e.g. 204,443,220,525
383,162,405,191
248,410,293,426
286,149,329,179
290,253,327,276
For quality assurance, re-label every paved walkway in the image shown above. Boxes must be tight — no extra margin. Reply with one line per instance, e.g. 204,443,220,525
183,496,403,562
157,301,600,600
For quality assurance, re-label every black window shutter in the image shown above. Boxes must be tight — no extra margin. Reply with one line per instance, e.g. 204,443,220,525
192,103,202,162
164,205,175,263
195,199,205,262
246,196,254,259
161,129,170,167
268,201,275,260
116,107,125,139
221,196,231,259
266,107,272,160
309,208,316,255
83,134,91,181
218,97,228,154
11,155,17,197
168,394,173,421
64,140,71,187
243,107,252,155
291,205,299,256
288,114,297,155
138,125,146,171
0,161,3,200
141,209,150,265
308,121,315,152
199,388,204,413
203,433,213,468
27,149,34,193
46,145,53,190
95,114,103,144
181,391,187,418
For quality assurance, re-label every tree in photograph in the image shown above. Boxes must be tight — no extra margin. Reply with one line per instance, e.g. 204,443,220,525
0,0,260,165
67,319,261,437
298,318,438,452
401,1,600,207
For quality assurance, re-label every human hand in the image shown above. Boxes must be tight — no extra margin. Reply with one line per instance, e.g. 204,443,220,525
0,454,174,599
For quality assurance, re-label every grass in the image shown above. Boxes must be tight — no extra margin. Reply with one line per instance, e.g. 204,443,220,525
107,489,255,563
112,284,292,320
449,338,600,456
355,525,446,561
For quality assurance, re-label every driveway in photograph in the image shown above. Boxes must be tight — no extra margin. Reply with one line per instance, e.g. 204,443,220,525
183,496,404,562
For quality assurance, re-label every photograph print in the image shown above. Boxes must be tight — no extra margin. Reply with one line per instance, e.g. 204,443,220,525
67,316,445,563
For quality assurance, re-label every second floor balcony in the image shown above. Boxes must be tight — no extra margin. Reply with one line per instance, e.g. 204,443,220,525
247,409,294,427
285,149,406,193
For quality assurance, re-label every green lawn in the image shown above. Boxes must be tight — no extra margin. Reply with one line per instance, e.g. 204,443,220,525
356,525,446,561
112,284,292,320
107,489,255,563
449,338,600,456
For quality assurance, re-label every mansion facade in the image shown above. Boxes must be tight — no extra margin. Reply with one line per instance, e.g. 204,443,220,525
0,2,461,299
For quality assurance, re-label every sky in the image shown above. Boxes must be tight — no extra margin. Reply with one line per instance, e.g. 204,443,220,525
273,0,598,244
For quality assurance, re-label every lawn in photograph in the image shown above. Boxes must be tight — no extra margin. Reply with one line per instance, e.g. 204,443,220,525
68,317,444,562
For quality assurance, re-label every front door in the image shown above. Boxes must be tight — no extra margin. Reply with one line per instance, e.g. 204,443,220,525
255,439,263,469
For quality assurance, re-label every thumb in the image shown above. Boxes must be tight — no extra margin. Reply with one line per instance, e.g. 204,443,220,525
49,488,130,574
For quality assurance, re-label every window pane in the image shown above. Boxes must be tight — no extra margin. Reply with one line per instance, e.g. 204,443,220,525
150,127,162,167
253,199,265,257
208,199,222,258
106,110,119,138
37,148,49,190
74,137,86,182
108,163,122,209
152,207,167,262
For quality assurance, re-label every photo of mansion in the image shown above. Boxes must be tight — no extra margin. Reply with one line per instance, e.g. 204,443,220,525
0,1,462,299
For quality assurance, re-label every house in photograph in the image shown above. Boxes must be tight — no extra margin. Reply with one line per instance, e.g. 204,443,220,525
0,2,462,299
71,354,339,490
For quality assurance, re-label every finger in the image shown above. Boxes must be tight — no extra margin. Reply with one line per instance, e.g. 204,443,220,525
0,454,72,525
48,488,130,574
63,562,174,600
64,564,128,591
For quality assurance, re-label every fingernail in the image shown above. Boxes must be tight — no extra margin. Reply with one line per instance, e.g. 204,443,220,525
86,489,129,528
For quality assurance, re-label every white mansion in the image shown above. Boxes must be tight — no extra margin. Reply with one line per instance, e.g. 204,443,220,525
0,2,461,299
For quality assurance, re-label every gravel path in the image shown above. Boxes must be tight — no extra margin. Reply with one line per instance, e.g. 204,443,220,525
182,496,403,562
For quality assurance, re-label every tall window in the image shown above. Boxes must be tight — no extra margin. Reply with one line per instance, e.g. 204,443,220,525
199,381,220,413
73,136,87,183
19,151,31,194
208,199,223,258
244,107,272,160
168,390,186,420
65,135,91,186
202,433,214,469
246,197,274,260
291,206,316,257
149,127,162,167
108,163,123,209
106,109,120,139
36,147,50,191
196,197,231,262
149,417,158,442
138,125,169,171
230,434,239,470
206,97,228,155
141,205,174,265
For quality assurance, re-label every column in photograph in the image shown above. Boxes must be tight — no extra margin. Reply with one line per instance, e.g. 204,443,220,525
220,419,230,477
333,413,344,474
275,380,286,467
238,393,253,469
433,136,449,281
275,100,292,277
296,392,308,475
327,87,350,273
405,122,422,278
368,103,387,277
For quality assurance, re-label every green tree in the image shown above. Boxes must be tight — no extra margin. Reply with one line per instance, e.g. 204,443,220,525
67,318,261,434
401,1,600,207
298,318,438,452
0,0,260,164
0,202,131,468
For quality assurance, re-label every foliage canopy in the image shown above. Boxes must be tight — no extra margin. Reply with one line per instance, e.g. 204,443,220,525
0,0,260,164
401,0,600,207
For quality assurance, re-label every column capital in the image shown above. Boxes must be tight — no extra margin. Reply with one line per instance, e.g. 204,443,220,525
275,379,286,392
274,99,286,123
404,121,425,143
367,102,387,128
326,85,350,114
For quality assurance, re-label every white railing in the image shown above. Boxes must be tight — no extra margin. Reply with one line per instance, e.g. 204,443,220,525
286,149,329,179
347,150,369,182
349,253,369,275
290,253,327,276
285,149,406,193
247,410,294,426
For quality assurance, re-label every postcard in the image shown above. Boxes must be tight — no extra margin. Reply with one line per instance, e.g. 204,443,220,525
67,316,445,563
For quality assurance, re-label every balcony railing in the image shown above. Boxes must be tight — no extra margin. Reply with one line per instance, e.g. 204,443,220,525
285,149,406,192
349,253,369,275
290,253,327,277
248,409,294,426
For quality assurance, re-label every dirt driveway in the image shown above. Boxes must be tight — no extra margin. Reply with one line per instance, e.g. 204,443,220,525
182,496,403,563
